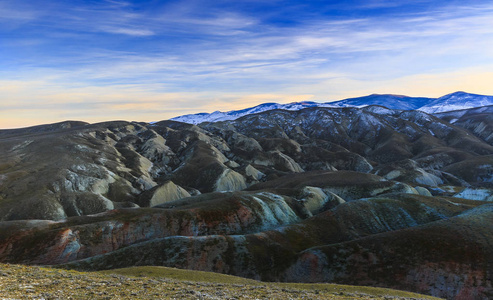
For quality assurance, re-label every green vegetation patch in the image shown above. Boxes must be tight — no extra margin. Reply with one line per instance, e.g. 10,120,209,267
0,263,442,299
100,265,261,284
100,265,441,299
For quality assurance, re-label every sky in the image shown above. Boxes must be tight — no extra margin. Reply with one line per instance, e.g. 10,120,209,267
1,0,493,129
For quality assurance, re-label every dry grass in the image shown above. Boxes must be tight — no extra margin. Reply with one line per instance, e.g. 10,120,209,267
0,263,442,299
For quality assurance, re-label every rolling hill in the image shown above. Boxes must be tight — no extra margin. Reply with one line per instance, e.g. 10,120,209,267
1,104,493,299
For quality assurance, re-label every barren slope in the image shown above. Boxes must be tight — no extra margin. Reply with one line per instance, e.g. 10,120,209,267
1,106,493,299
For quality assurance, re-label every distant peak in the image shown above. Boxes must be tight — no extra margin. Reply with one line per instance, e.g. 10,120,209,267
368,93,406,97
288,101,316,105
440,91,474,97
257,102,279,106
170,91,493,124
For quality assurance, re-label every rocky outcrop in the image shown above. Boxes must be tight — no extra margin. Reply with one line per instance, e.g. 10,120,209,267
137,181,191,207
454,187,493,202
375,159,444,186
415,186,432,196
214,169,247,192
248,170,418,201
243,164,265,181
298,186,345,216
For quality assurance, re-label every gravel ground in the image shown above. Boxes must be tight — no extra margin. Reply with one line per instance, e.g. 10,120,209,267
0,264,437,300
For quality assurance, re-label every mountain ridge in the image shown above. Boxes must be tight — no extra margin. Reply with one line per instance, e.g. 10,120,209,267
171,91,493,124
1,104,493,299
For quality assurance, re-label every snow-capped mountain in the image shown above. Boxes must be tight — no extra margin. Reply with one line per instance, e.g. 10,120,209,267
171,91,493,124
418,92,493,114
172,101,335,124
434,104,493,123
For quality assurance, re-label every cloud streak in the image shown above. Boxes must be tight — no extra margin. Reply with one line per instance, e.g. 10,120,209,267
1,0,493,128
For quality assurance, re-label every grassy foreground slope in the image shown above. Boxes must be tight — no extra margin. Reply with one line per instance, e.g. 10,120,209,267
0,263,440,299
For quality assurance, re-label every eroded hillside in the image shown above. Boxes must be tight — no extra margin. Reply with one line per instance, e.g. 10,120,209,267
1,106,492,299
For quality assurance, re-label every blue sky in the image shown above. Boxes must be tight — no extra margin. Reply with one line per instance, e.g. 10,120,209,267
1,0,493,128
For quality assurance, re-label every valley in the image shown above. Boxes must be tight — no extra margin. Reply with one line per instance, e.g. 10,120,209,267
0,100,492,299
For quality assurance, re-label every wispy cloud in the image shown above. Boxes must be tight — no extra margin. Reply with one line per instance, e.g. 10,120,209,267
0,1,42,27
101,27,155,36
2,0,493,128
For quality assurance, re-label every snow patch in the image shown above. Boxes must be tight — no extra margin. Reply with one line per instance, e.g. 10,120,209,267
169,92,493,125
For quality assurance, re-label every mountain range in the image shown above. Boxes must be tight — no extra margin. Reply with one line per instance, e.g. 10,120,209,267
1,93,493,299
172,91,493,124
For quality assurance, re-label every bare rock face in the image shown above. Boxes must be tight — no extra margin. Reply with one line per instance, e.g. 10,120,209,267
243,164,265,181
298,186,345,216
248,170,418,201
375,159,444,186
1,106,493,299
61,193,115,216
269,151,304,173
169,141,244,193
214,169,247,192
414,186,432,196
137,181,191,207
454,187,493,202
